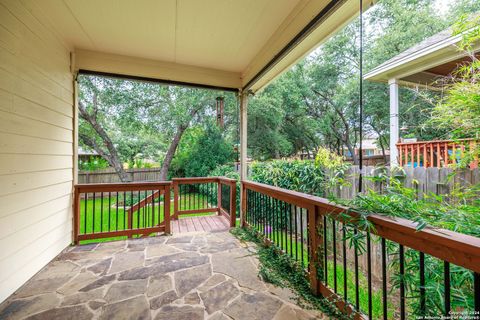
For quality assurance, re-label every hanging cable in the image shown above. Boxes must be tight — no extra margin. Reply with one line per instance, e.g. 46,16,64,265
358,0,364,193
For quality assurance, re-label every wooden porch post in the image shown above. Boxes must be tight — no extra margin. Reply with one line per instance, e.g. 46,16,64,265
239,91,248,227
389,78,399,167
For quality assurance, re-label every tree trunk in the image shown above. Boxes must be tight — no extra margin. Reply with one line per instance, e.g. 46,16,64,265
159,124,188,181
78,102,132,182
345,141,358,165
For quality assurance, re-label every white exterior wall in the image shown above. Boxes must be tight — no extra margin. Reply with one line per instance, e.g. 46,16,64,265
0,0,74,302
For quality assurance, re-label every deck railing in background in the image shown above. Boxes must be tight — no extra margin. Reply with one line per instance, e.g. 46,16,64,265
73,177,238,243
241,180,480,319
397,139,478,168
73,182,171,244
172,177,237,227
218,177,237,228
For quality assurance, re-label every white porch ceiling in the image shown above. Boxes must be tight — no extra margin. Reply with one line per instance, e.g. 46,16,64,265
31,0,372,91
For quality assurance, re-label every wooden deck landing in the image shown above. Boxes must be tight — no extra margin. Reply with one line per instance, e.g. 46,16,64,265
171,215,230,233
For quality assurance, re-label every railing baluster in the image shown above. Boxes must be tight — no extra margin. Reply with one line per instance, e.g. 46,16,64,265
323,215,328,287
123,191,127,230
444,261,451,316
151,190,155,227
100,192,103,233
263,194,267,237
272,198,278,247
333,219,337,293
342,223,347,302
116,192,119,231
300,206,304,269
84,193,88,235
138,190,141,229
92,192,96,233
382,238,388,320
367,232,373,319
419,251,426,316
475,272,480,312
282,203,286,252
254,191,258,230
305,209,310,270
290,205,294,258
354,228,360,311
268,197,272,241
108,192,111,232
295,204,299,262
399,244,405,320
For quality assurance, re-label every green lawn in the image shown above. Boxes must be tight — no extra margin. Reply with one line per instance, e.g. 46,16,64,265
79,193,215,244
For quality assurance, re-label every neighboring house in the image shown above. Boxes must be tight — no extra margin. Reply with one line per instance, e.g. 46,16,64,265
78,146,100,162
365,25,480,166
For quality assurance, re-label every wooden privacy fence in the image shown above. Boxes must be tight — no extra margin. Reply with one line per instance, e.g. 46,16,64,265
328,165,479,200
78,168,162,184
172,177,237,227
241,180,480,319
73,177,237,243
397,138,479,168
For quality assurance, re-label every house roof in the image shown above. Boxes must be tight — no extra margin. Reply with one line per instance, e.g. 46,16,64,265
31,0,373,92
364,27,480,85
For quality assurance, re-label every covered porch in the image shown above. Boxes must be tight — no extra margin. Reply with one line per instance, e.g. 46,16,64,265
2,0,480,319
0,231,322,320
1,0,372,305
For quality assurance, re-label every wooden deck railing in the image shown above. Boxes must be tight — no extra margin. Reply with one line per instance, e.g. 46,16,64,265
397,138,478,168
73,176,238,243
172,177,237,227
73,182,171,244
241,180,480,319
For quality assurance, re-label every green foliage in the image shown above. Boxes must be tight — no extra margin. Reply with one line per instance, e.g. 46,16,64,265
315,147,347,170
429,15,480,166
336,175,480,316
171,125,235,178
250,160,326,196
79,156,110,171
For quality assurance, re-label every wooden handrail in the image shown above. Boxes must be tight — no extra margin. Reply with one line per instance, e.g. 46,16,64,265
242,180,480,273
241,179,480,319
75,181,172,192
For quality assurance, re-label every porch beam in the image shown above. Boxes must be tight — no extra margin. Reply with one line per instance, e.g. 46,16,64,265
389,78,399,166
75,49,241,91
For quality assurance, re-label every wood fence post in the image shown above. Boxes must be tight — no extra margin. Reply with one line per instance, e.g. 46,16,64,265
173,180,179,220
73,186,80,245
308,205,320,295
217,179,222,215
241,182,247,227
229,181,237,227
164,184,171,234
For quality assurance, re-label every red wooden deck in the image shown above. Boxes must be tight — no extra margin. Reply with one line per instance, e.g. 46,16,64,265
171,215,230,233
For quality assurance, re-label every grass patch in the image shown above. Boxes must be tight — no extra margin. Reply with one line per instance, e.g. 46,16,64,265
79,193,215,244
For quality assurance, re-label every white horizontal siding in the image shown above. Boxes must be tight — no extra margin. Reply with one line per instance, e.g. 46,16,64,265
0,0,74,303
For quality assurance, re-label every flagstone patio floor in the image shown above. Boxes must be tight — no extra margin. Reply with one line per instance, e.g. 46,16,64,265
0,230,327,320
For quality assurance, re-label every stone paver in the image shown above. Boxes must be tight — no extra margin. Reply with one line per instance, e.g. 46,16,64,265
0,229,324,320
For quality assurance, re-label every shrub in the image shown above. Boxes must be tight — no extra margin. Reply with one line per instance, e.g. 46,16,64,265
250,160,326,196
79,156,110,171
